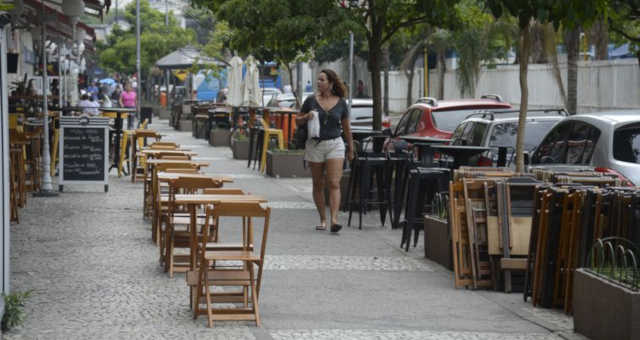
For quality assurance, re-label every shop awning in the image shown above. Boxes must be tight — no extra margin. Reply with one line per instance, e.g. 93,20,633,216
156,46,224,69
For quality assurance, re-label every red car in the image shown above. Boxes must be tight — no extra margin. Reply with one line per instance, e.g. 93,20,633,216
385,95,512,150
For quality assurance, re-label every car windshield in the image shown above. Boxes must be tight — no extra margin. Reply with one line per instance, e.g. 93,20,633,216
431,109,485,132
613,124,640,164
489,120,558,151
350,107,372,120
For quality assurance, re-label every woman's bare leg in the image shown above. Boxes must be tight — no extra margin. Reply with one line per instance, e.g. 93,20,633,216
309,161,327,227
326,158,344,226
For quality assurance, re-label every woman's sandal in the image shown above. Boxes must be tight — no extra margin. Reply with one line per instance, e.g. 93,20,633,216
315,225,327,231
330,224,342,233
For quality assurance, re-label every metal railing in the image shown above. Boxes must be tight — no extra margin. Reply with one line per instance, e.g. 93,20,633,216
586,237,640,291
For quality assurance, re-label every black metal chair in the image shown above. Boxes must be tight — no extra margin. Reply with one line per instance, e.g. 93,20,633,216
346,152,394,229
400,167,450,251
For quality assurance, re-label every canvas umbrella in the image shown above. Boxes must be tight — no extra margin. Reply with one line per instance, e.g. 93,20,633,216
242,55,261,107
227,56,243,107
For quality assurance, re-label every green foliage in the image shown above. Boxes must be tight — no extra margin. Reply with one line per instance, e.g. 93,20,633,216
608,0,640,61
184,6,216,45
97,0,196,76
0,0,14,11
2,290,32,332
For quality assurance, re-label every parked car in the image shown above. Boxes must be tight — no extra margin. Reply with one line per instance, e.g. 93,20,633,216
384,95,512,151
449,109,565,166
347,98,391,130
531,111,640,185
261,87,282,106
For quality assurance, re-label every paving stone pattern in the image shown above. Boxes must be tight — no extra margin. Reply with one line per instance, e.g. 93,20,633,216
4,120,586,340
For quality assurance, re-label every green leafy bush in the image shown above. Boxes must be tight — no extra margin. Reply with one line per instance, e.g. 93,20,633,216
2,290,32,332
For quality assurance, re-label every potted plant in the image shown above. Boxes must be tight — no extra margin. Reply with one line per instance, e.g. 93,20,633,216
266,149,310,178
573,237,640,340
210,127,232,147
423,193,453,270
231,134,250,160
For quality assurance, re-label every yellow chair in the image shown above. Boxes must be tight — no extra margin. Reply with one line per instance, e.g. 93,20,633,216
259,119,284,173
119,130,131,177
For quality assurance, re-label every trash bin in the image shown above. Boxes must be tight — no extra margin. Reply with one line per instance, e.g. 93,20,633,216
195,114,209,139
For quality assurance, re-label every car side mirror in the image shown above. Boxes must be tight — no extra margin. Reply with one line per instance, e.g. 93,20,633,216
382,128,392,136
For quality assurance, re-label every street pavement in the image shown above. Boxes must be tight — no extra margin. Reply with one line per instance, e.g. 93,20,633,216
5,119,588,340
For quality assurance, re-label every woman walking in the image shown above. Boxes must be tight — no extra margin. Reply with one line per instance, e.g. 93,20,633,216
295,69,354,233
119,82,137,129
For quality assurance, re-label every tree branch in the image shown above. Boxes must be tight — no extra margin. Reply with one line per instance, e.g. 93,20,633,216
609,21,640,43
381,15,428,44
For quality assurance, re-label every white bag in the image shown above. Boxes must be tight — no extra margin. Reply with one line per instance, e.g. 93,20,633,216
308,110,320,139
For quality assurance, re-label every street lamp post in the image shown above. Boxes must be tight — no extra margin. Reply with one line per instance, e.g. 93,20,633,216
35,13,57,196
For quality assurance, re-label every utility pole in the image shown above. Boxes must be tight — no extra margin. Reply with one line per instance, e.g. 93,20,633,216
165,0,168,26
348,31,353,112
136,0,141,128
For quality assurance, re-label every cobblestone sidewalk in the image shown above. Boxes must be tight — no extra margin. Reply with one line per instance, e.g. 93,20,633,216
4,120,586,340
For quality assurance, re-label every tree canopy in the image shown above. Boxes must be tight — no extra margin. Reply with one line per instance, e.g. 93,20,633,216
97,0,196,77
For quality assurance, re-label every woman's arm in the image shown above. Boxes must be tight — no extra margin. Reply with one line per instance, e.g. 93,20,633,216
342,116,354,161
119,93,124,107
295,96,314,125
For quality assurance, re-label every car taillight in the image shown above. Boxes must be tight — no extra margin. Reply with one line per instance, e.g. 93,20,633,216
594,167,635,186
382,119,391,128
476,156,493,167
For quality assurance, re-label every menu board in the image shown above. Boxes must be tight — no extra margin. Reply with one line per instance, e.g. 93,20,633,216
61,127,106,181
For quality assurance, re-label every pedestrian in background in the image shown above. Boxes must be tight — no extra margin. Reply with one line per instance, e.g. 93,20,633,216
119,82,137,129
295,69,354,233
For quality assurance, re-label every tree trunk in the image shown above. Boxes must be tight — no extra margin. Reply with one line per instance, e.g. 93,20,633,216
284,63,299,108
437,50,446,100
543,23,567,107
383,46,390,115
592,19,609,60
406,62,415,107
515,24,531,173
566,28,580,115
368,5,383,131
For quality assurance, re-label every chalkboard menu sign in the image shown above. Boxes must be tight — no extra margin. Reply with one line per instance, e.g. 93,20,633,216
62,127,105,180
59,117,110,192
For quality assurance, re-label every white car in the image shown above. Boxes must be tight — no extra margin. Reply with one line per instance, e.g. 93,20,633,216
531,111,640,185
348,98,391,130
261,87,282,107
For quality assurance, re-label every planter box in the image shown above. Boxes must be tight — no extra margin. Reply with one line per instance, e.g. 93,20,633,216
232,139,250,160
573,268,640,340
178,119,192,132
266,150,311,178
210,129,231,147
424,215,453,270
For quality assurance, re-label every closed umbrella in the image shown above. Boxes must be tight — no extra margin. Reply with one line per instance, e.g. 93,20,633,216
242,55,261,107
227,56,243,107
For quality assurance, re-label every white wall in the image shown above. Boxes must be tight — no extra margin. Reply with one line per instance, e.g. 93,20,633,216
428,58,640,113
323,57,640,114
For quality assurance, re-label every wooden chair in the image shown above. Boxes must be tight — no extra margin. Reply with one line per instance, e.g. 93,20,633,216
145,161,198,221
159,155,190,161
203,188,246,195
193,201,271,327
9,147,22,223
163,177,225,277
150,142,179,149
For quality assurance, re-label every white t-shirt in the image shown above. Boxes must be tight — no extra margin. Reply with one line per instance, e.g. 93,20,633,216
79,99,100,116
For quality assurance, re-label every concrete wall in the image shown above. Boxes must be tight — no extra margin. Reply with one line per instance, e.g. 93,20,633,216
428,59,640,113
317,58,640,114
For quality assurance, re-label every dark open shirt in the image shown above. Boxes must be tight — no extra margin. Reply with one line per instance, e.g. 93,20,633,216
300,95,349,140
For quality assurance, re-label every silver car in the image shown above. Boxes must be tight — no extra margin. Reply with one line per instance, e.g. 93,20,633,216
450,109,565,165
530,111,640,185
